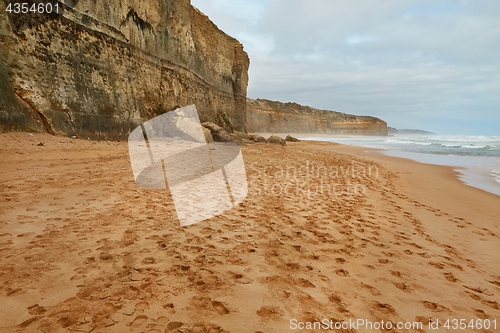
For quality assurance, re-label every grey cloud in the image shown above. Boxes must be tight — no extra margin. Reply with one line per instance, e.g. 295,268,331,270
192,0,500,134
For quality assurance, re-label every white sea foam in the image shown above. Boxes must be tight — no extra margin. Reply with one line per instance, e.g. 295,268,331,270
492,169,500,185
305,135,500,158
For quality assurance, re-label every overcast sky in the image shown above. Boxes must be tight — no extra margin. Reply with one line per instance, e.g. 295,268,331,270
191,0,499,135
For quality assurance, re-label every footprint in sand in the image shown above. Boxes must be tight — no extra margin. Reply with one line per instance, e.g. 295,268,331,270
429,262,445,269
56,316,76,328
329,293,342,303
277,290,290,299
482,300,500,310
390,270,402,278
212,301,229,315
466,291,482,301
285,262,300,270
166,322,184,331
418,252,431,258
378,258,389,264
488,279,500,287
163,303,175,314
393,281,411,292
463,285,492,295
135,301,149,310
372,301,396,314
467,259,477,268
296,278,316,287
141,257,156,264
155,316,169,326
415,316,431,324
474,309,489,319
27,304,46,315
422,301,445,312
444,272,458,282
6,287,22,296
233,273,252,284
360,283,381,296
192,323,224,332
128,315,148,328
335,269,349,276
256,306,284,320
449,263,463,271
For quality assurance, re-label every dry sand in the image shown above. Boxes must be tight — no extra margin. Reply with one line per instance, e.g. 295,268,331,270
0,132,499,333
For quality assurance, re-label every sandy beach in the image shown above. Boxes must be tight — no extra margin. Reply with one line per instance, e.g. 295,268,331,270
0,132,499,333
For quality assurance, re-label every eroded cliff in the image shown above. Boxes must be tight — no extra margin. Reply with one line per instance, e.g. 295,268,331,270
247,98,387,135
0,0,249,139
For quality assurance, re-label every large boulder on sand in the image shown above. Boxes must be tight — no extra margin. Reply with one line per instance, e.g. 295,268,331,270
201,122,232,142
247,134,266,142
267,135,286,146
285,135,300,142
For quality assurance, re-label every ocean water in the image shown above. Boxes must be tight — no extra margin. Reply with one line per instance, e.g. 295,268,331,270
300,134,500,196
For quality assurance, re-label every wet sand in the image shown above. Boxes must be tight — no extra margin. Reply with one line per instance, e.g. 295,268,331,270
0,132,499,332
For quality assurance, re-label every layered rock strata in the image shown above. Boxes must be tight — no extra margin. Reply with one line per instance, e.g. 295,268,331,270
247,98,388,135
0,0,249,139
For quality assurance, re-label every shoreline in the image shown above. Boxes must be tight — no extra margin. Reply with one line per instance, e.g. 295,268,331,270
1,132,499,332
313,140,500,206
378,149,500,197
263,132,500,198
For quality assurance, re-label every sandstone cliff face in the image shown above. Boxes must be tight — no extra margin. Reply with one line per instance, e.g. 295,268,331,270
247,98,388,135
0,0,249,139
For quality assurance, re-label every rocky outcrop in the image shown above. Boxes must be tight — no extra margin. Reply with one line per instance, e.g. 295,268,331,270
0,0,249,139
251,134,266,142
201,123,269,144
201,122,232,142
247,98,388,135
285,135,300,142
388,127,436,135
266,135,286,146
